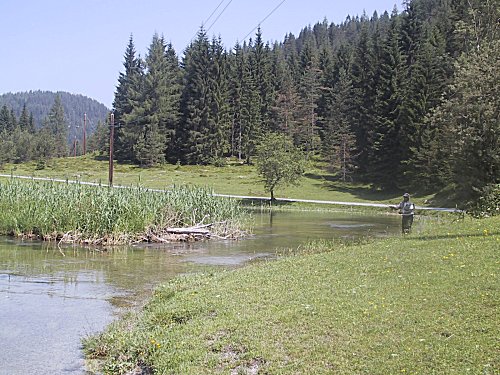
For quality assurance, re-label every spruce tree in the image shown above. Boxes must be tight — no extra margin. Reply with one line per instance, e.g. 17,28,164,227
163,42,182,161
19,104,30,131
228,42,245,159
134,33,177,166
0,130,15,166
270,44,300,140
207,36,231,161
367,10,405,188
0,105,12,133
87,120,109,154
113,35,144,161
179,28,212,164
296,41,321,154
28,113,36,134
240,40,261,164
249,28,275,133
321,67,357,181
41,95,68,157
349,19,376,176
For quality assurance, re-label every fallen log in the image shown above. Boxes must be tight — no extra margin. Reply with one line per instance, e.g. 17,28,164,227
165,227,211,235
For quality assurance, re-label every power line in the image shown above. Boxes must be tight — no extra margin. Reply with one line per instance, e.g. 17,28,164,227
206,0,234,34
240,0,287,42
189,0,232,45
204,0,227,27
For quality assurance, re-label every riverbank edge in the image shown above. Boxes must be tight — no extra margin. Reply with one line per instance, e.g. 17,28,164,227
82,214,499,374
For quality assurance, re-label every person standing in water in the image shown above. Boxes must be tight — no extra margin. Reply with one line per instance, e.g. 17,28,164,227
390,193,415,234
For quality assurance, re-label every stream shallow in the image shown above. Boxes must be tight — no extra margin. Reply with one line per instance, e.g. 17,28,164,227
0,210,399,374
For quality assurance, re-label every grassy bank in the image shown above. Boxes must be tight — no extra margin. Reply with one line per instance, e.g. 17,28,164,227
1,155,436,207
0,178,246,244
83,215,498,374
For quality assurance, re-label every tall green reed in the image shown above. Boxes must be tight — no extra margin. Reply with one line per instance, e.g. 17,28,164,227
0,179,246,243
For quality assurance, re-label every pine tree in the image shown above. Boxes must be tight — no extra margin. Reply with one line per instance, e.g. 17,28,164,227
0,130,15,166
28,113,36,134
207,36,231,161
163,42,182,161
19,104,30,131
179,28,212,164
249,28,275,133
11,125,34,163
134,121,166,167
349,19,377,176
134,33,177,166
270,44,300,140
87,120,109,154
296,41,321,154
404,24,450,184
240,40,261,164
228,42,245,159
367,10,405,188
321,67,357,180
0,105,12,133
282,33,300,84
113,35,144,161
41,95,68,157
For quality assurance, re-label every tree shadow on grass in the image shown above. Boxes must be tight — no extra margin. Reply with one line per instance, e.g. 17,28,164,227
304,172,401,201
92,154,108,162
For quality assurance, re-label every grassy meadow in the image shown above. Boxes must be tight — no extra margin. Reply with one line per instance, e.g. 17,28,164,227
83,214,499,374
0,154,437,207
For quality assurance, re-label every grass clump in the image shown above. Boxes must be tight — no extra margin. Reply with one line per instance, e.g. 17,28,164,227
83,215,499,374
0,178,246,244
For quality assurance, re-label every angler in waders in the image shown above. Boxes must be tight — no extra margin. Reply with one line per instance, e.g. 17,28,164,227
390,193,415,234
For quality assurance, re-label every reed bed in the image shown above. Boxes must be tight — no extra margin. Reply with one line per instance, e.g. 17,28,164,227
0,178,246,245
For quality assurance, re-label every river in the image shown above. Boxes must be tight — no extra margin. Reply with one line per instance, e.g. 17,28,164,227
0,210,399,374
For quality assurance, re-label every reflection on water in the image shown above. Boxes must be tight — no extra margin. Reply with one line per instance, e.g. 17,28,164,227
0,210,399,374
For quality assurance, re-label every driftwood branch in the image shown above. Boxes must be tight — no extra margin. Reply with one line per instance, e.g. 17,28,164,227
165,227,211,235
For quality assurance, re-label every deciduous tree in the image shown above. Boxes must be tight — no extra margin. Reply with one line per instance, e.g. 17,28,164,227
255,133,306,201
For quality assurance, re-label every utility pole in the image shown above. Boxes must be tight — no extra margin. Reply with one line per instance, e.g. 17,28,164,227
109,113,114,187
83,113,87,155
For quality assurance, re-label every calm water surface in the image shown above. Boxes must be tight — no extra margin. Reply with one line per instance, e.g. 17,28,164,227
0,210,399,374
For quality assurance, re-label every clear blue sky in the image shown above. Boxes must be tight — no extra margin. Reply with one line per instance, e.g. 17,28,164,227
1,0,403,108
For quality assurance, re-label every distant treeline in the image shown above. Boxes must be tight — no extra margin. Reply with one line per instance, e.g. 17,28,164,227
0,94,107,164
0,91,109,139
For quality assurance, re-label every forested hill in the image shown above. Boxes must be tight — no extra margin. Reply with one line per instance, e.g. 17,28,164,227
108,0,497,208
0,91,109,138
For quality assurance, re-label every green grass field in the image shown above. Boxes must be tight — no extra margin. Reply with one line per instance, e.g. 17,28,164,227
1,154,436,207
83,214,499,374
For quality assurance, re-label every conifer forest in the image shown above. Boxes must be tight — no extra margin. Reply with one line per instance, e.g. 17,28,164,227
0,0,498,207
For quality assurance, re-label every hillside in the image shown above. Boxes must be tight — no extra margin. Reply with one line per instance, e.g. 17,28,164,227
0,90,109,139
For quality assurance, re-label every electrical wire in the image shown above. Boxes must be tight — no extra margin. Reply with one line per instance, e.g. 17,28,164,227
206,0,234,34
204,0,227,26
240,0,287,42
189,0,232,44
